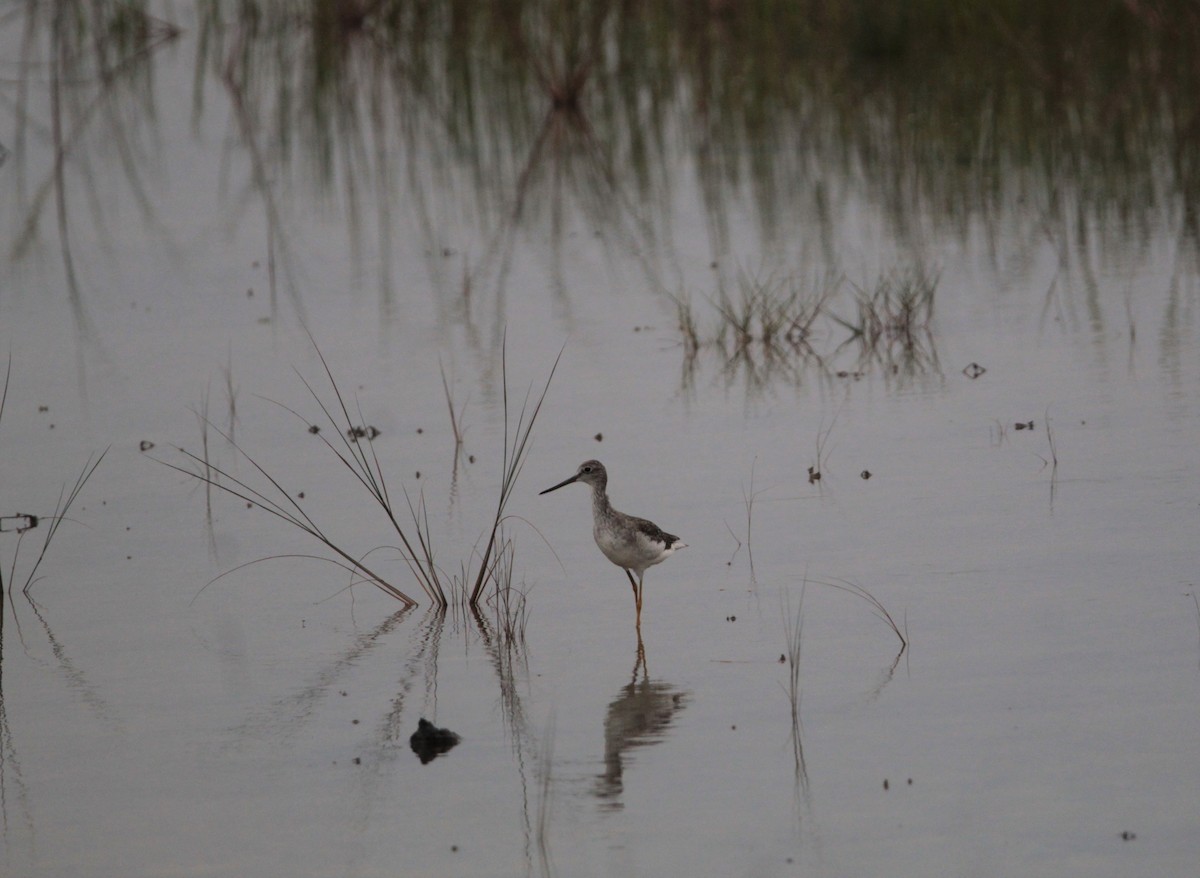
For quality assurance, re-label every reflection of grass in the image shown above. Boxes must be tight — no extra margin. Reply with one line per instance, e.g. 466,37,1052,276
830,265,939,374
676,269,831,358
677,264,939,389
832,267,936,353
183,0,1200,269
168,339,560,610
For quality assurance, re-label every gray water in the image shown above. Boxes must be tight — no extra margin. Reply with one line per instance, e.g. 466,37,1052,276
2,4,1198,877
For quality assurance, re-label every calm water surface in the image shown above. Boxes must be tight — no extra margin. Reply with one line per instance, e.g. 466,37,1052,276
1,3,1198,877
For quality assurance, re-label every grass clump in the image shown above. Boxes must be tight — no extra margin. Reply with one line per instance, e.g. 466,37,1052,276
167,335,560,612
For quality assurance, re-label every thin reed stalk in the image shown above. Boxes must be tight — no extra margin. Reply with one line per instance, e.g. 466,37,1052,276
816,577,909,651
0,356,107,596
469,336,564,606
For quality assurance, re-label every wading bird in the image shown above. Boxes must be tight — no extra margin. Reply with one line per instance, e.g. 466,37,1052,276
540,460,686,626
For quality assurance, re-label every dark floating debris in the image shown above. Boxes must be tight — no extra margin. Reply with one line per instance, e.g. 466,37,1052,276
346,425,381,442
1014,421,1034,430
807,465,821,484
410,718,461,764
308,424,320,434
962,362,987,379
139,440,155,452
594,432,603,442
860,469,872,479
1120,831,1137,841
0,513,39,533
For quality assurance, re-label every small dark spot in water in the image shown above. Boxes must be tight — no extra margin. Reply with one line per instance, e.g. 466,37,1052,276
247,288,253,297
411,718,461,764
963,362,987,379
126,555,132,560
907,778,913,785
417,427,424,434
38,405,48,412
883,778,889,790
340,691,347,696
48,423,54,429
352,719,359,725
731,725,736,730
308,424,320,434
808,466,820,483
779,654,786,663
451,845,458,852
861,469,871,479
246,502,252,508
1120,831,1137,841
252,260,260,268
468,455,475,463
725,615,736,622
415,472,421,479
710,261,718,269
352,757,361,765
297,492,305,499
139,440,155,451
442,247,455,257
367,425,381,439
594,432,603,442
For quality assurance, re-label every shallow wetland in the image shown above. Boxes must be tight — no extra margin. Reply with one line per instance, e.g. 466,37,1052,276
1,3,1198,876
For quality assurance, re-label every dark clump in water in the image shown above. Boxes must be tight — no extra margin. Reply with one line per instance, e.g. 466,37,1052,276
410,718,461,764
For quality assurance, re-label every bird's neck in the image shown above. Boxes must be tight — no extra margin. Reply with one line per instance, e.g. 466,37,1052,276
590,485,613,519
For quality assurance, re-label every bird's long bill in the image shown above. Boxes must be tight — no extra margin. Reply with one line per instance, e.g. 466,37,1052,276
539,473,580,495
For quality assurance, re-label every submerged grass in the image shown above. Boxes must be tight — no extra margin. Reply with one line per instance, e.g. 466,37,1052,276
166,335,561,610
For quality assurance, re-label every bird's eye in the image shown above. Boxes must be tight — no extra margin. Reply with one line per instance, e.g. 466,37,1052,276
582,466,592,473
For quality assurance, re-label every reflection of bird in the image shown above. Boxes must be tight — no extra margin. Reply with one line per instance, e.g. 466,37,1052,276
540,460,686,626
594,637,689,808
